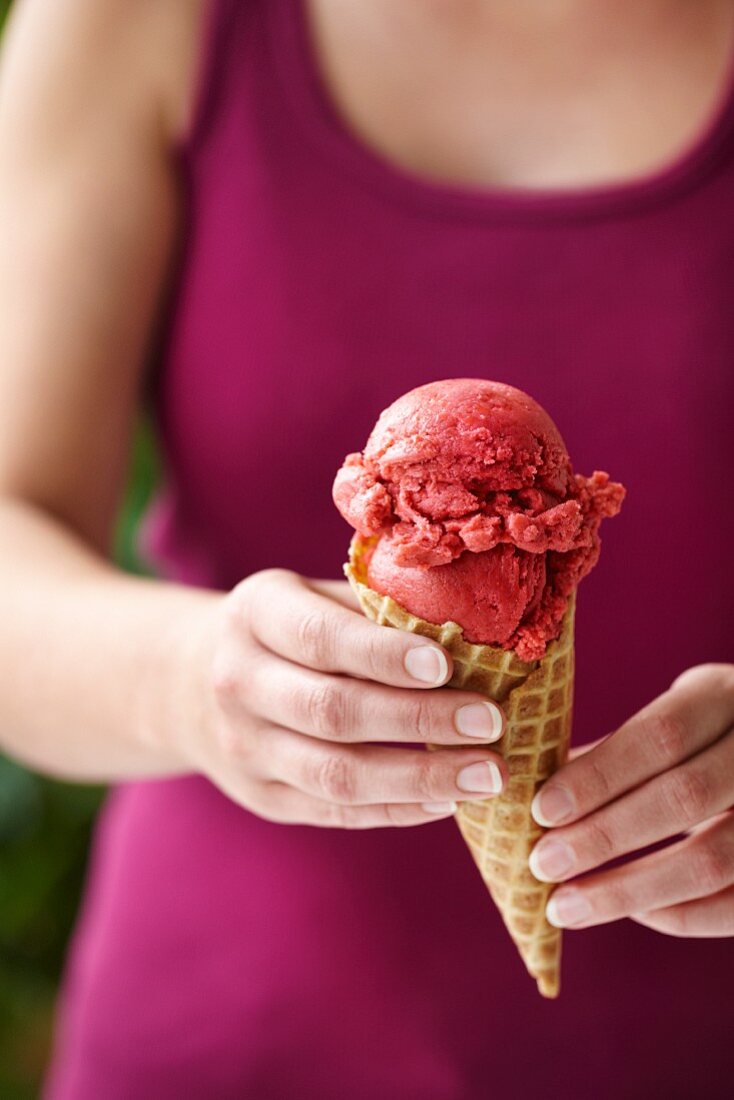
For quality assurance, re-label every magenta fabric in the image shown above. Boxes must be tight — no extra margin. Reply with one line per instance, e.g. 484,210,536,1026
44,1,734,1097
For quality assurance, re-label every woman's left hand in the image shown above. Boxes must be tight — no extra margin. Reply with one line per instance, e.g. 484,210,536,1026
528,664,734,936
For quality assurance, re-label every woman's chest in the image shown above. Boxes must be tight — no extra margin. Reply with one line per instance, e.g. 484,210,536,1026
160,171,734,497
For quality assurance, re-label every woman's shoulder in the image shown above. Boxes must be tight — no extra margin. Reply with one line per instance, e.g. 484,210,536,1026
152,0,214,150
0,0,205,152
158,0,262,152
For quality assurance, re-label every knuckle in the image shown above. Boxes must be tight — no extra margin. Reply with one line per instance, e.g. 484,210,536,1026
235,569,294,622
396,694,438,743
644,710,688,766
413,755,445,802
584,814,617,862
703,664,734,701
314,753,358,803
249,567,294,593
664,767,711,825
304,682,349,739
584,755,612,804
296,609,336,667
603,879,632,916
224,574,268,632
357,628,390,681
692,842,730,895
210,654,241,706
671,663,734,704
669,664,706,692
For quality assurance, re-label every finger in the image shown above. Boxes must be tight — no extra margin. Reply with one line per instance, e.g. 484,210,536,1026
213,771,459,827
687,810,734,837
254,781,459,829
256,724,507,805
530,729,734,882
544,812,734,929
243,653,505,746
567,736,609,762
241,569,453,688
531,664,734,827
630,884,734,937
670,662,734,695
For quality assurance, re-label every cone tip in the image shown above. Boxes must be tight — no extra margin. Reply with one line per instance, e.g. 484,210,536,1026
537,974,560,999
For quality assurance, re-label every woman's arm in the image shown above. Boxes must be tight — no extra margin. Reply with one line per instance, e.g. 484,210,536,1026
0,0,505,824
0,0,216,779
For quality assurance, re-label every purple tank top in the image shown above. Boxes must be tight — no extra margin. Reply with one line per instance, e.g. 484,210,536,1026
45,1,734,1096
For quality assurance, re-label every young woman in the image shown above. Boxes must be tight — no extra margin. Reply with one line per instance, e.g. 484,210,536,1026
0,1,732,1096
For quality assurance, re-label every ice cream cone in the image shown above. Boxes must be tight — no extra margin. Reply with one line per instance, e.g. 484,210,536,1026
345,533,575,998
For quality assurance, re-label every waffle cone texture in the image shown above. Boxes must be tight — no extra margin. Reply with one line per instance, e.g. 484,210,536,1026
345,534,576,998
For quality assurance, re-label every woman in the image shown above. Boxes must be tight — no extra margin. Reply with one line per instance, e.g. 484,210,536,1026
0,0,732,1096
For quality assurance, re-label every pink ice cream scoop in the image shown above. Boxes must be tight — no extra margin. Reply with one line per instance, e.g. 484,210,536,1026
333,379,624,661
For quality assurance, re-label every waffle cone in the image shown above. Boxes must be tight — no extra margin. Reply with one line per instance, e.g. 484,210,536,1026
345,534,575,998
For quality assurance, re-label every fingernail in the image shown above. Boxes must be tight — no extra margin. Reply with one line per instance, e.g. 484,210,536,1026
455,702,504,741
457,761,503,794
531,784,575,826
546,889,592,928
404,646,449,686
422,801,457,814
529,838,575,882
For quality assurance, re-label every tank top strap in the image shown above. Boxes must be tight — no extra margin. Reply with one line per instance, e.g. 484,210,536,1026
175,0,258,157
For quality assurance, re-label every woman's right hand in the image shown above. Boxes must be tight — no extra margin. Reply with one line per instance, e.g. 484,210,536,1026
187,569,509,829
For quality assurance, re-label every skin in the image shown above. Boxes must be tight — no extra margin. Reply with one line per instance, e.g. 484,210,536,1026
530,665,734,936
0,0,731,938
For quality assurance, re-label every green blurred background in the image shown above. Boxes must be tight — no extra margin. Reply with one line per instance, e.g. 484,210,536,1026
0,5,161,1094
